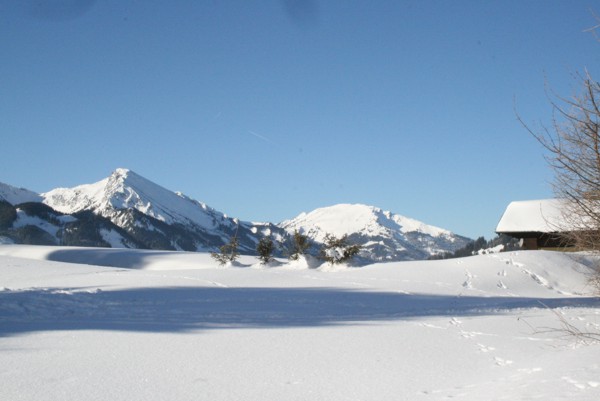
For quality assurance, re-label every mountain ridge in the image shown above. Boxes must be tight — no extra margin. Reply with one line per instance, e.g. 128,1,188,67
1,168,472,262
280,203,470,262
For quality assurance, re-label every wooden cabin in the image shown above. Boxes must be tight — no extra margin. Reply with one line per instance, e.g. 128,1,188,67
496,199,573,250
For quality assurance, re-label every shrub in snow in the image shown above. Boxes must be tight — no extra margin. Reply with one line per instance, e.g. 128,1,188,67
288,230,310,261
318,233,361,265
211,235,239,266
256,237,275,264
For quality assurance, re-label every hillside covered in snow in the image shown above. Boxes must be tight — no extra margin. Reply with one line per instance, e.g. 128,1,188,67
0,245,599,400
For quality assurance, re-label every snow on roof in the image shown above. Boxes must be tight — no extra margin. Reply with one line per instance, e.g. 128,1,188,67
496,199,569,233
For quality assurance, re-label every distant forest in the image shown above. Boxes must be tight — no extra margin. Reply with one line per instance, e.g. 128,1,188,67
429,234,521,260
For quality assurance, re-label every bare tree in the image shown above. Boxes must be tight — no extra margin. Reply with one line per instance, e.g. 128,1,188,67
518,72,600,300
520,73,600,254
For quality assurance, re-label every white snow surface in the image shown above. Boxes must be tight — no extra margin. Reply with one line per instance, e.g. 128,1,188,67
0,182,42,204
281,203,452,240
1,245,600,401
42,168,222,229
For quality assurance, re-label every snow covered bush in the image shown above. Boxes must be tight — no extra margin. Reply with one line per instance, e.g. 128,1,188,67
319,233,361,265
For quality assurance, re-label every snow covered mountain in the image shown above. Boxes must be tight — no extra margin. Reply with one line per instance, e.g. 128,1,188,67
0,182,42,204
280,204,471,261
0,181,133,248
1,169,472,262
42,168,284,253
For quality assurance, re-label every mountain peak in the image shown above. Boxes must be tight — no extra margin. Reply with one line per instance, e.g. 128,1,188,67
113,167,131,176
285,203,380,238
281,203,469,261
282,203,453,240
110,168,147,184
43,168,221,228
34,168,285,253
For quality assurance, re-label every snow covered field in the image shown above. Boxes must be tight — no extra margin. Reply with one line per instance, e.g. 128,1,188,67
1,245,600,400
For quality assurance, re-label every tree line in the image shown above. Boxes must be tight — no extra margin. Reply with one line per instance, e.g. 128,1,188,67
211,230,361,266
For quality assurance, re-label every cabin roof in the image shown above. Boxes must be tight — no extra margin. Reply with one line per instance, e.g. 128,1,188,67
496,199,569,234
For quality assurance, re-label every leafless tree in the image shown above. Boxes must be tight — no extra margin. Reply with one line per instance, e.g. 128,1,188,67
519,73,600,290
522,74,600,243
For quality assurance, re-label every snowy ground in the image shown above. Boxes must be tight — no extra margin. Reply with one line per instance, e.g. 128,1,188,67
1,245,600,400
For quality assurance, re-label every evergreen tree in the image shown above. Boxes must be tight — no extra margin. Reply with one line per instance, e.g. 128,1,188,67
319,233,361,265
256,237,275,264
288,230,310,261
0,200,17,229
428,234,522,260
211,235,239,266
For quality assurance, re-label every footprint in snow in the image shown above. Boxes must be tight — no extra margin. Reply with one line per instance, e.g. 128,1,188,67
517,367,543,374
522,269,554,290
562,376,587,389
477,343,495,353
494,357,513,367
462,270,474,289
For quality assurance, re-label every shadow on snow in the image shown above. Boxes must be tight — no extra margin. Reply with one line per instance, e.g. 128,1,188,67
45,248,201,269
1,286,599,336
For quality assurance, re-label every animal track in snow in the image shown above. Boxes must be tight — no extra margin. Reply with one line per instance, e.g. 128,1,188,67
477,343,495,353
462,270,474,289
517,367,542,374
494,357,513,367
420,322,446,330
500,257,525,268
521,268,554,290
561,376,588,389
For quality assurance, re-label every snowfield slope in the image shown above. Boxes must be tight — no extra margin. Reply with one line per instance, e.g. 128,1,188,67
1,245,599,401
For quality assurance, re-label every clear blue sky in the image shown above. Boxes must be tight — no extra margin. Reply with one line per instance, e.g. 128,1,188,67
2,0,600,239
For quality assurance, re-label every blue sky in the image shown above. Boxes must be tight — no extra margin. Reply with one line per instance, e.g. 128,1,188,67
2,0,600,239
